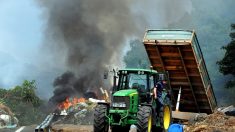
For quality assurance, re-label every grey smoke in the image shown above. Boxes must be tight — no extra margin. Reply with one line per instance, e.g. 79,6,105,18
134,0,193,27
38,0,147,104
36,0,194,104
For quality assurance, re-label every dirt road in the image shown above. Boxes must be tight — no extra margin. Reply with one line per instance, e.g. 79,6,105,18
51,124,93,132
51,125,137,132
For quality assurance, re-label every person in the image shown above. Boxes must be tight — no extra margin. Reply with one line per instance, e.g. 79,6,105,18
153,80,167,116
131,82,139,89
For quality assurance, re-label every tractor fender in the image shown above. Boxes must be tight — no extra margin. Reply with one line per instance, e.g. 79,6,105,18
140,103,152,107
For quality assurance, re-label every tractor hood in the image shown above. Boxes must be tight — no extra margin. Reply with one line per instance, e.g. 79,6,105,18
113,89,138,96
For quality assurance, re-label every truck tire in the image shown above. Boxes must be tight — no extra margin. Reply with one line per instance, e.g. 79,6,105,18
93,104,109,132
160,104,172,131
112,126,130,132
137,106,152,132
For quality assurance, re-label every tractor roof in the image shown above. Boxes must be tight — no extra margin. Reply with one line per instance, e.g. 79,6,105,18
119,68,158,74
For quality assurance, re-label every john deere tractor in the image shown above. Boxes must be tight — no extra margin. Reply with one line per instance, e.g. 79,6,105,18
93,68,172,132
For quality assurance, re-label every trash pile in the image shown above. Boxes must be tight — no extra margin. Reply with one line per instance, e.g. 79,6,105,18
47,98,103,132
52,98,103,126
184,105,235,132
0,104,18,129
52,89,108,126
37,89,108,131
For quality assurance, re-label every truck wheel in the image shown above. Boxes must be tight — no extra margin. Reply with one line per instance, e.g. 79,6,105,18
93,104,109,132
160,105,172,131
112,126,130,132
137,106,152,132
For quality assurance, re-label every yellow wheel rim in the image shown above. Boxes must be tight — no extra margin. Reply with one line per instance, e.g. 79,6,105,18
163,106,171,130
147,115,152,132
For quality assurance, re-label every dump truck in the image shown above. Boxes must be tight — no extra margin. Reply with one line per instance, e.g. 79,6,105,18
143,29,217,115
94,69,172,132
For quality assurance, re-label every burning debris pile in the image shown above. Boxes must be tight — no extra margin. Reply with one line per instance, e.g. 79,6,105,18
36,86,109,131
185,106,235,132
36,96,105,131
54,97,98,125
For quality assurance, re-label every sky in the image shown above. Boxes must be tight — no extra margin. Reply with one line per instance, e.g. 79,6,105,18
0,0,42,60
0,0,57,98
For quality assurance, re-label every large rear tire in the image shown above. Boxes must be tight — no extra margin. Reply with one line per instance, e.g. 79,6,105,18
137,106,152,132
160,104,172,131
93,104,109,132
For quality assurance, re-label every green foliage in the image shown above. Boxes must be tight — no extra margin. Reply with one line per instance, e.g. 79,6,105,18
0,80,46,125
217,24,235,88
21,80,41,106
0,98,6,105
11,101,45,126
123,39,150,68
232,24,235,29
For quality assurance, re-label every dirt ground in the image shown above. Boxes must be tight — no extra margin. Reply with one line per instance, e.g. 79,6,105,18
51,124,93,132
51,111,235,132
51,124,137,132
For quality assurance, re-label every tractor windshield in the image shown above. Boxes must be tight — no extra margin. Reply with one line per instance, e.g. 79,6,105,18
117,71,155,91
129,74,147,90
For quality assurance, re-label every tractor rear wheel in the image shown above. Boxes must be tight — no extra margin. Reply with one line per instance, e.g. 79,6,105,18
160,104,172,131
93,104,109,132
137,106,152,132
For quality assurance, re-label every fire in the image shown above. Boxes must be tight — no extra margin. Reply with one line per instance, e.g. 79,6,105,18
58,97,86,110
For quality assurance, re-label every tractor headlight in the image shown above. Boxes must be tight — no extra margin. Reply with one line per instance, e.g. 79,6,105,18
112,102,126,108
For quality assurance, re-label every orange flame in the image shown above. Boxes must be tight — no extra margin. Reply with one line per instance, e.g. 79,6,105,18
58,97,86,110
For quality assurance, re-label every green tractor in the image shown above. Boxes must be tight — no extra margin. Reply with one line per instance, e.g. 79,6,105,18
94,68,172,132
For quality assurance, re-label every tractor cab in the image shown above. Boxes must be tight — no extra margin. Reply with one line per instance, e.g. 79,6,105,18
113,69,158,103
112,69,171,103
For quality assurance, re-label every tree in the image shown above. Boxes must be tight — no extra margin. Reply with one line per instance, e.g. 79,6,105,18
217,24,235,88
9,80,41,106
0,80,46,125
123,39,150,68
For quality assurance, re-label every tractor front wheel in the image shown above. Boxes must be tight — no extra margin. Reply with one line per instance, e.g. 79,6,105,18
93,104,109,132
137,106,152,132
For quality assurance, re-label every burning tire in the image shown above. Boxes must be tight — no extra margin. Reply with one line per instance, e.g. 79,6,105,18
137,106,152,132
93,104,109,132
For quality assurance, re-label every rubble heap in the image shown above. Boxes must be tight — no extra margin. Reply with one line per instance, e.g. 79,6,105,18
185,111,235,132
49,98,100,132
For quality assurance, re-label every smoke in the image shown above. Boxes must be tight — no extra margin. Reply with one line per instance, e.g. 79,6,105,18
35,0,195,106
134,0,193,27
37,0,147,105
